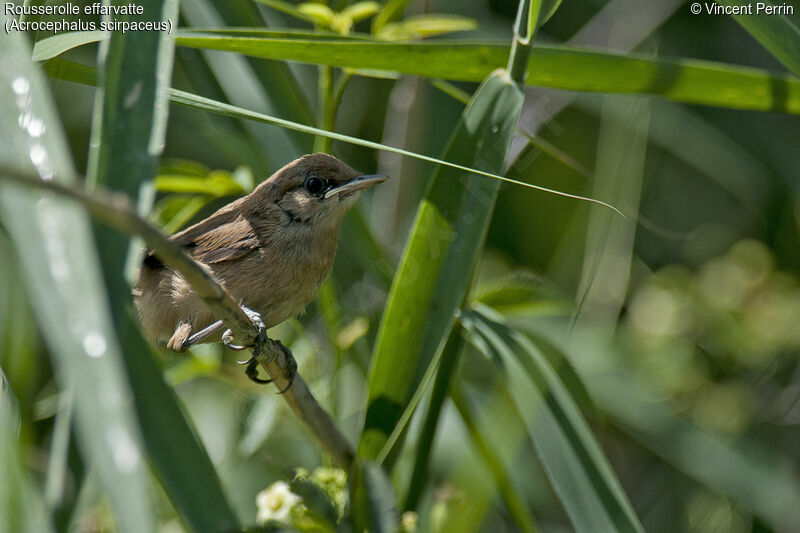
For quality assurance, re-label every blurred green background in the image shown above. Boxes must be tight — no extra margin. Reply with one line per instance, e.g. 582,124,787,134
2,0,800,532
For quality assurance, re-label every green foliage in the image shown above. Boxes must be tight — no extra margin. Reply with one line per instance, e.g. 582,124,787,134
3,0,800,531
358,71,524,460
0,19,156,533
173,31,800,114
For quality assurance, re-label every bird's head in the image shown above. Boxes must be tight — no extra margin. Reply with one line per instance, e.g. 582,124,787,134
252,153,387,227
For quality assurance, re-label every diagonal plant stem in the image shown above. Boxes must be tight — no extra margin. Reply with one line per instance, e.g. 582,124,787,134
0,167,355,470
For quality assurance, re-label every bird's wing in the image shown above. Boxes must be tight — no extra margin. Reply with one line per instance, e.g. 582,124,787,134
141,197,262,269
177,216,260,264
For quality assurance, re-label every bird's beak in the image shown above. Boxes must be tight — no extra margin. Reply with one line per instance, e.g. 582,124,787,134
325,174,389,199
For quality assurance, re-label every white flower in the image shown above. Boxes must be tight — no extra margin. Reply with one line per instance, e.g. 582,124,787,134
256,481,302,525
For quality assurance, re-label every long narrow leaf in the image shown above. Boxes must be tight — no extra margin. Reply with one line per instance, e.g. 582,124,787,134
42,57,618,211
463,306,644,533
173,31,800,114
350,461,401,533
179,0,310,164
0,400,52,533
85,1,241,530
450,383,541,533
31,28,800,114
574,97,649,325
0,21,155,533
358,70,524,459
718,0,800,77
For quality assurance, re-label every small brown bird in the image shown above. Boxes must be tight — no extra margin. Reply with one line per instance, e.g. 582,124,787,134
135,153,387,362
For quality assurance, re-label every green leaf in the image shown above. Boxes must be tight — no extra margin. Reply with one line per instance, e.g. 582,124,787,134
289,478,339,530
540,0,564,25
403,328,465,511
298,2,336,27
31,30,107,62
253,0,318,23
173,31,800,114
83,0,242,530
718,0,800,77
342,1,380,23
377,15,478,41
350,461,400,533
358,71,524,460
0,399,52,533
41,57,619,212
372,0,411,34
180,0,310,168
154,171,248,196
462,307,645,533
0,368,19,435
0,19,155,533
450,383,541,533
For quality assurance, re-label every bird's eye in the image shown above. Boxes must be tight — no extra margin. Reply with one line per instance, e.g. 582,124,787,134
305,176,325,195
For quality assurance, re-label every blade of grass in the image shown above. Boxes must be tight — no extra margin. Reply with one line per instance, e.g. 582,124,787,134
403,327,465,510
0,399,52,533
43,56,620,211
0,21,156,533
362,0,540,475
573,97,649,328
184,0,313,155
172,30,800,114
463,307,644,533
718,0,800,77
179,0,306,167
357,69,526,460
450,382,541,533
31,30,107,61
0,238,35,432
432,78,592,179
35,28,800,115
85,2,241,531
350,460,401,533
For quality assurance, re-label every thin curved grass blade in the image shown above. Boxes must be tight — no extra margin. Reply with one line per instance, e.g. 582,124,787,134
42,57,619,212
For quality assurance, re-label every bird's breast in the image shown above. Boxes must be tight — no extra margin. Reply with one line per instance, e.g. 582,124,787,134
219,227,340,328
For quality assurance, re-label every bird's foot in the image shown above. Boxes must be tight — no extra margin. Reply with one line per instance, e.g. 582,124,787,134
268,340,297,394
240,357,271,385
223,307,296,392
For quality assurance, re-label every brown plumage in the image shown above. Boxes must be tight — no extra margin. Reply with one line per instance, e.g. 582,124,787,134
135,153,387,352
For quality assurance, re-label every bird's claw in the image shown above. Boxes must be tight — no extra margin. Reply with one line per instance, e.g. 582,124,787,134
222,329,248,351
221,307,296,392
243,357,272,385
272,340,297,394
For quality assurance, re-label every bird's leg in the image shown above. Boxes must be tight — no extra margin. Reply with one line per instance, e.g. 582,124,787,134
180,319,225,351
